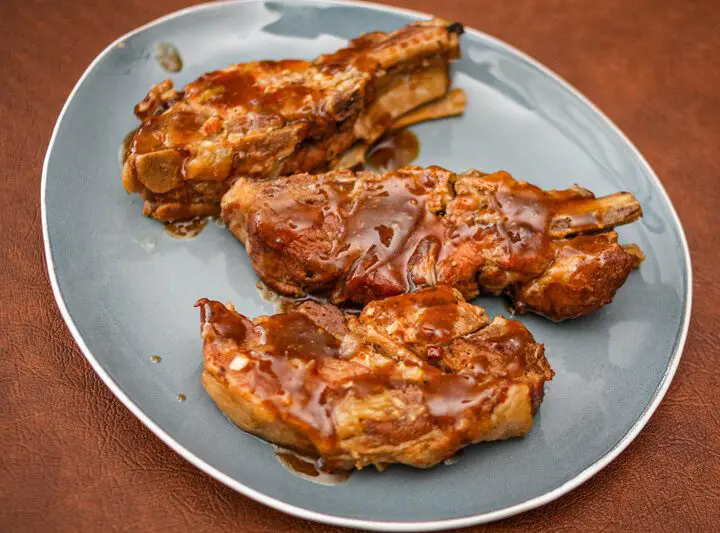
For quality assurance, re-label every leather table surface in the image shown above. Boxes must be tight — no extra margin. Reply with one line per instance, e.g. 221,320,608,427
1,0,718,531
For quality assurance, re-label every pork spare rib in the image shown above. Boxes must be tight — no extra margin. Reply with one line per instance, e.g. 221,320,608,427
222,166,644,321
198,286,553,471
122,19,464,221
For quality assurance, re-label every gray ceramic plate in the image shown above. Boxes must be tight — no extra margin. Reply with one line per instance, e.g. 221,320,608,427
42,0,691,530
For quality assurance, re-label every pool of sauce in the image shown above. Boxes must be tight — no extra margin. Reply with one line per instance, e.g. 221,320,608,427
154,42,183,73
274,447,351,485
164,217,209,238
364,129,419,172
198,289,537,467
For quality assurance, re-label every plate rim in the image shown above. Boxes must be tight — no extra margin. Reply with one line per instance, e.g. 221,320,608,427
41,0,693,530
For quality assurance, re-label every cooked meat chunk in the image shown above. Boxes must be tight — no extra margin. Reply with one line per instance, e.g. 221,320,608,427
122,19,464,221
222,166,643,320
198,286,553,471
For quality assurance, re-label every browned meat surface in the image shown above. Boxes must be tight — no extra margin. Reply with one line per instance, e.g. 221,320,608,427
198,286,553,471
122,19,463,221
222,166,643,321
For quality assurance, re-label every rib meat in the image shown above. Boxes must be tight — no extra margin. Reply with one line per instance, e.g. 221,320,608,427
222,166,643,321
198,286,553,471
122,19,463,221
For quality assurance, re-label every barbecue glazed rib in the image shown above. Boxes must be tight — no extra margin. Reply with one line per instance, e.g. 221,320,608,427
122,19,463,221
222,166,643,321
198,286,553,471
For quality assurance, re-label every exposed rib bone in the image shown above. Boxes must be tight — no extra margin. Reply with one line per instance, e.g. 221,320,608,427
391,89,467,130
333,89,468,170
550,192,642,238
353,59,450,143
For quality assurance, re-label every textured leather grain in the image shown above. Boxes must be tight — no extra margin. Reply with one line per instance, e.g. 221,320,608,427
1,0,719,531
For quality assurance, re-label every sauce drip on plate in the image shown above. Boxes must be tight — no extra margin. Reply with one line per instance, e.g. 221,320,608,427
274,447,351,485
164,217,209,238
365,129,419,172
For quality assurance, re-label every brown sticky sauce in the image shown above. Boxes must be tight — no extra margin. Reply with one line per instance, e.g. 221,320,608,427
253,170,449,303
365,129,419,172
379,287,460,344
150,354,162,363
251,169,562,305
483,173,554,275
181,34,378,123
415,299,460,344
177,393,187,402
186,60,326,122
132,111,206,157
200,289,536,464
274,447,351,485
255,312,343,436
315,42,376,75
155,42,183,73
120,128,138,165
164,217,209,239
255,280,338,314
196,299,257,345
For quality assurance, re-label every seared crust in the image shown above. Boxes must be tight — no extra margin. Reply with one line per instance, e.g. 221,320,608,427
512,233,637,320
198,286,553,470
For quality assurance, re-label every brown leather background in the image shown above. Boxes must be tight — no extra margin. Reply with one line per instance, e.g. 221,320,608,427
1,0,719,531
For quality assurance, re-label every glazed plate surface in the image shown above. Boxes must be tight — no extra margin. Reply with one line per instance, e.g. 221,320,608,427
42,1,691,530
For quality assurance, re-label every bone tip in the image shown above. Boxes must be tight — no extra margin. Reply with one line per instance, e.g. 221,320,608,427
621,193,644,220
447,22,465,35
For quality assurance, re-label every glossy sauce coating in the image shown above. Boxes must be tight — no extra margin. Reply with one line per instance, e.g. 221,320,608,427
488,174,555,273
198,290,539,465
197,298,256,345
253,170,446,302
256,312,343,435
372,286,462,344
187,63,316,117
128,46,373,161
251,169,575,304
